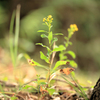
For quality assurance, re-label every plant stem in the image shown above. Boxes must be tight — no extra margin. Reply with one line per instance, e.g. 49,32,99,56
14,4,21,68
70,75,88,100
47,26,52,85
9,10,15,67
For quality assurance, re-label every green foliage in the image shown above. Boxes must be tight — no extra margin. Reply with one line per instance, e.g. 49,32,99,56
9,5,21,68
52,45,66,52
10,96,18,100
69,60,78,68
51,37,58,46
37,30,46,32
60,71,88,100
51,61,67,73
36,43,50,53
67,51,76,59
26,15,88,99
28,59,48,70
71,72,88,100
41,34,48,38
48,31,53,44
54,33,63,35
40,51,49,63
47,88,55,95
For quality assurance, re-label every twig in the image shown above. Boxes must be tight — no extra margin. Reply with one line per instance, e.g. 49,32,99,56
0,77,67,88
0,77,91,89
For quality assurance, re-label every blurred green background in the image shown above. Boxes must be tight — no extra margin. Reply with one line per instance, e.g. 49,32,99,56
0,0,100,79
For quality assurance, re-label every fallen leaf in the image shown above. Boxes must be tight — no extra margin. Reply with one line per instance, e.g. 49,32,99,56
60,67,75,75
40,86,48,94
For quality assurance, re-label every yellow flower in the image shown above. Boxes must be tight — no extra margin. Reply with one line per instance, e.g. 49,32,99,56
48,15,52,19
70,24,73,28
75,27,78,31
73,24,78,31
70,24,78,32
43,18,46,22
47,18,49,22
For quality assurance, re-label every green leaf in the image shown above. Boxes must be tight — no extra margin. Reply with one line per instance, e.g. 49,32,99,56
31,59,41,66
36,43,44,46
52,45,66,52
69,41,72,45
37,30,46,32
41,34,48,38
51,37,58,46
63,56,67,60
54,33,63,35
59,53,67,60
47,88,55,96
64,37,68,40
29,59,48,70
67,51,76,59
47,49,51,57
70,60,77,68
22,85,33,90
48,31,53,44
19,85,34,91
17,53,30,61
36,43,51,56
36,43,49,49
40,51,49,63
52,61,67,73
67,60,78,68
40,82,47,85
71,71,75,77
24,53,30,59
65,43,68,47
10,96,18,100
50,80,56,85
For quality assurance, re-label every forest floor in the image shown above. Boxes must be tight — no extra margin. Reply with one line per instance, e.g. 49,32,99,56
0,79,93,100
0,48,98,100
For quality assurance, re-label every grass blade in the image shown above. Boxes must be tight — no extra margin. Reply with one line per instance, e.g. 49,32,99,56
9,10,15,67
14,4,21,68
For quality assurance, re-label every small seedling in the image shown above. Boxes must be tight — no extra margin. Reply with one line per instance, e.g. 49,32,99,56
27,15,88,99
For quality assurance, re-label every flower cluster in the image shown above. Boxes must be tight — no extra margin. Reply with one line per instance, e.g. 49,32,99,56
68,24,78,36
70,24,78,32
43,15,53,26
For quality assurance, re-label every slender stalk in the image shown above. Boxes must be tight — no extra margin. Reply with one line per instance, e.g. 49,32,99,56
47,50,51,85
14,4,21,68
51,42,56,66
9,10,15,67
47,25,52,85
61,75,82,95
70,74,88,100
